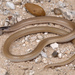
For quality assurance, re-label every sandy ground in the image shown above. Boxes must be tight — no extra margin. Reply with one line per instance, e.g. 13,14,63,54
0,0,75,75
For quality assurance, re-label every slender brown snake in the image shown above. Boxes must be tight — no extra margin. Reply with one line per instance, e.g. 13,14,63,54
1,16,75,69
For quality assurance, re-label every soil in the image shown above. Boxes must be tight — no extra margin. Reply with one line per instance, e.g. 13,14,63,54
0,0,75,75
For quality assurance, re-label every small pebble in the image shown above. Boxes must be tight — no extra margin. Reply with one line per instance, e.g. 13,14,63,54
55,67,61,71
9,19,15,25
0,67,7,75
4,22,9,26
35,56,42,63
25,3,45,16
22,39,25,43
5,18,10,22
48,0,51,2
6,2,15,9
40,1,43,4
52,51,58,57
25,35,30,41
44,32,48,35
29,70,35,75
42,58,47,63
22,43,25,46
41,51,47,58
66,65,68,67
54,8,62,15
23,7,26,11
58,53,62,58
17,16,22,22
27,49,31,52
50,43,59,49
36,40,40,43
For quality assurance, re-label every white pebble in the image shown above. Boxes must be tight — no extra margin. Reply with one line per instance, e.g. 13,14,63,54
22,43,25,46
36,40,40,43
27,49,31,52
6,2,15,9
25,35,30,41
40,1,43,4
4,22,9,26
55,67,61,71
42,58,47,63
41,51,47,58
35,56,41,63
66,65,68,67
50,43,59,49
29,70,35,75
0,67,7,75
44,32,48,35
58,53,62,58
17,16,22,22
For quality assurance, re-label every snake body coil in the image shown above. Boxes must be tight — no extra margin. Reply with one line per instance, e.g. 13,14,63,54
2,16,75,69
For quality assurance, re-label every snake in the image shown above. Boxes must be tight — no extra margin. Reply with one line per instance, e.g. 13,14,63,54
1,16,75,69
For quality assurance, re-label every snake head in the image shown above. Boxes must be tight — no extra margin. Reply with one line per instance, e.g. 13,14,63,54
0,26,10,35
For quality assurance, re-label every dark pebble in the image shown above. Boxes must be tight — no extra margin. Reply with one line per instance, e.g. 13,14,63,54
52,51,58,57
